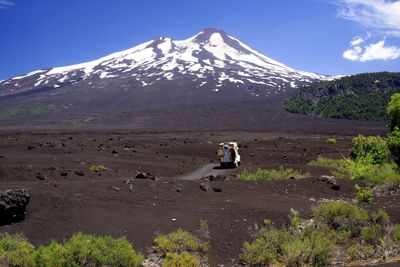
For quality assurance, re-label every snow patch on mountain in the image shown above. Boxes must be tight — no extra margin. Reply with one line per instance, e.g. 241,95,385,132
0,28,336,98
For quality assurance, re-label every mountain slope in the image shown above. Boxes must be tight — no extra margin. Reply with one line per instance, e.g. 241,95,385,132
0,28,332,105
284,72,400,121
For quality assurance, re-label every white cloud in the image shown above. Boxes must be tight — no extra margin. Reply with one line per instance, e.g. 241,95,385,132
350,36,365,46
337,0,400,36
0,0,14,9
360,40,400,61
343,38,400,62
343,45,362,61
336,1,400,62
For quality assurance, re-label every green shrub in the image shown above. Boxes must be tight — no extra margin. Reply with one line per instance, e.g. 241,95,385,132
89,165,108,172
335,156,375,181
54,233,143,266
0,234,35,267
361,224,383,245
33,241,66,267
313,201,369,236
367,163,400,185
32,233,144,267
282,231,333,267
371,210,390,226
335,158,400,186
327,138,337,144
162,252,199,267
154,229,206,254
307,156,340,168
239,166,309,181
326,230,352,245
387,127,400,165
347,244,375,260
241,226,334,267
350,135,388,165
241,227,285,266
355,185,374,204
387,93,400,131
392,224,400,242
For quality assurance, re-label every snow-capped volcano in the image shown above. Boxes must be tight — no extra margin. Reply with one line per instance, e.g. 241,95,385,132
0,28,332,100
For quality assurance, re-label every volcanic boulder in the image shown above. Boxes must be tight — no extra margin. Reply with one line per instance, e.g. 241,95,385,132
135,172,156,180
0,189,30,225
317,175,340,191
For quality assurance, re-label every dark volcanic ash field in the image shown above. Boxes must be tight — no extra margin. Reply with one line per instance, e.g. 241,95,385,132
0,103,398,266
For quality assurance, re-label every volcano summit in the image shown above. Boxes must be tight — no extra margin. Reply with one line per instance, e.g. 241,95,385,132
0,28,333,107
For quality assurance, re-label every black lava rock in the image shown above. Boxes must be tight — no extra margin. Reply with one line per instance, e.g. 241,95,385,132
0,189,30,225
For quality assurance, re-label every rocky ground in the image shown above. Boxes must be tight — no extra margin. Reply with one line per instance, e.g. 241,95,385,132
0,126,399,266
0,97,398,266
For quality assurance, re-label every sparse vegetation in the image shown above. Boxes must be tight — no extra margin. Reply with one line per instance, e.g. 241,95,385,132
355,184,374,204
388,127,400,165
387,93,400,131
239,166,309,181
241,202,400,266
0,104,54,119
308,155,340,168
90,164,108,172
241,209,334,266
312,200,369,236
371,210,391,226
154,229,208,267
361,224,383,245
0,233,144,267
0,234,35,267
162,252,200,267
350,135,388,164
154,228,206,254
393,225,400,242
326,138,337,144
308,133,400,188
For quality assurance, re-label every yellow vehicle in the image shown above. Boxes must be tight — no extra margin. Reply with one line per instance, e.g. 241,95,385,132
217,142,241,168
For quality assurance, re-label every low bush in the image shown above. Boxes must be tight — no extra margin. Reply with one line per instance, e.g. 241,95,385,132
366,163,400,185
347,244,375,260
355,185,374,204
335,156,375,181
393,224,400,242
242,202,400,266
0,234,35,267
162,252,199,267
371,210,391,226
307,156,340,168
327,138,337,144
351,135,388,165
0,233,144,267
241,221,334,266
154,229,206,254
282,231,334,267
241,228,282,266
312,200,369,236
33,241,66,266
361,224,383,245
37,233,144,267
90,165,108,172
239,166,309,181
387,127,400,165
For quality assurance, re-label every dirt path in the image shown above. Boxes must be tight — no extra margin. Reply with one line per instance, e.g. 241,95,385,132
175,163,235,180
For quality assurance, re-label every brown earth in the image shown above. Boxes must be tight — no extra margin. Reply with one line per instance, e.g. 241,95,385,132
0,99,399,266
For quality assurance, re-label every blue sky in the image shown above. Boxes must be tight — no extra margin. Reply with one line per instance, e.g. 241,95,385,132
0,0,399,79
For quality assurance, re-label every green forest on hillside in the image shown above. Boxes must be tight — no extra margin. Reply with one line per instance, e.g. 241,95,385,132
285,72,400,121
